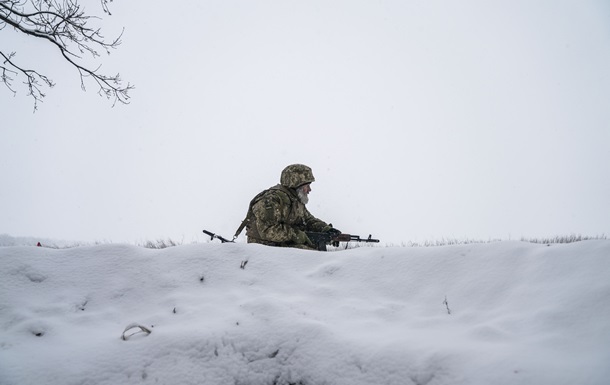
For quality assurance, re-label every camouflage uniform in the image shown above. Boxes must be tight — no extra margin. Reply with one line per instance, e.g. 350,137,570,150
243,164,334,250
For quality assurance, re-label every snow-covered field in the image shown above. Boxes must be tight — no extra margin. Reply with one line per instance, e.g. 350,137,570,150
1,237,609,385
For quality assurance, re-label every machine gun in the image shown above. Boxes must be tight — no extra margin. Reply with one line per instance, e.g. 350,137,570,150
203,229,379,252
305,232,380,251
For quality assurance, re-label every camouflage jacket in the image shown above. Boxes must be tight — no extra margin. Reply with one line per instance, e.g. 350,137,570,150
245,184,330,249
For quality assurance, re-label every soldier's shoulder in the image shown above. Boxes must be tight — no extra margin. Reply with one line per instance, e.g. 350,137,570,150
265,184,295,203
251,185,289,205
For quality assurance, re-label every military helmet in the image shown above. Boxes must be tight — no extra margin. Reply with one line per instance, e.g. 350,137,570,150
280,164,315,189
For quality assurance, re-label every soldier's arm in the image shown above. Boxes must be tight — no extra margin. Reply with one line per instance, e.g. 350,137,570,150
252,194,306,244
302,208,332,232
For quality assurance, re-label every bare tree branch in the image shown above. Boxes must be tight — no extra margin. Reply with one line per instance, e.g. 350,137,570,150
1,50,54,103
0,0,133,111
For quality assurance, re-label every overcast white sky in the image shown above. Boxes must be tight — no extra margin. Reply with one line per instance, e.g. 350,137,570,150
1,0,609,244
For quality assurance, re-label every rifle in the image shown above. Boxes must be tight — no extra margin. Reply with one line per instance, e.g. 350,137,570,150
305,232,380,251
203,229,235,243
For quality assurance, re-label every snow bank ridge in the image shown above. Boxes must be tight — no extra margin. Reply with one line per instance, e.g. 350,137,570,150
1,241,609,385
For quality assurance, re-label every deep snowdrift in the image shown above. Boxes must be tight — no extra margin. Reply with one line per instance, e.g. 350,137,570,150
1,240,609,385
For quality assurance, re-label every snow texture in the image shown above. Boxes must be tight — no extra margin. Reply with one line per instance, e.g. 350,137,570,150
1,239,609,385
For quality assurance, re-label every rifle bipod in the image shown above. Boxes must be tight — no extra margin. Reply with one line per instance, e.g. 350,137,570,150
203,230,235,243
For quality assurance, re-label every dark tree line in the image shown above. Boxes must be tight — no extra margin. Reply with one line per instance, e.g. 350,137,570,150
0,0,132,110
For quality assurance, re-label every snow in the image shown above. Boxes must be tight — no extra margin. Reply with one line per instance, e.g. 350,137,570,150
1,238,609,385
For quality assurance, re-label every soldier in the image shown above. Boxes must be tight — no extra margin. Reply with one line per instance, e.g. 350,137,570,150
238,164,340,250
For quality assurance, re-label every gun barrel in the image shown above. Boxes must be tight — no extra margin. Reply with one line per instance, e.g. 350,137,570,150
364,234,380,243
353,236,380,243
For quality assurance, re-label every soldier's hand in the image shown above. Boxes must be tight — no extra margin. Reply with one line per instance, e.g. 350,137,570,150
294,230,314,247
